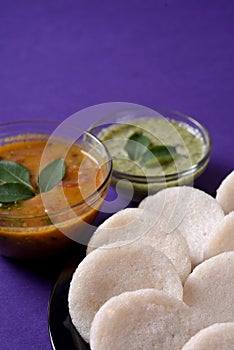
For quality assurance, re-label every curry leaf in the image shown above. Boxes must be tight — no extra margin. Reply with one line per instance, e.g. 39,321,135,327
141,145,177,166
0,183,35,203
38,158,66,193
0,160,33,189
124,132,151,161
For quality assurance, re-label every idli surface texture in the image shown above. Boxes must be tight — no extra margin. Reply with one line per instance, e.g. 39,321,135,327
139,186,224,266
86,208,148,253
138,230,191,284
87,208,191,283
216,169,234,214
182,323,234,350
68,245,183,343
90,289,193,350
183,252,234,327
204,211,234,259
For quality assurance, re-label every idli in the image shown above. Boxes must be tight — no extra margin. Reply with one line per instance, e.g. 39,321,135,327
139,186,224,265
137,230,191,284
204,211,234,259
90,289,193,350
182,323,234,350
68,245,183,343
183,251,234,327
216,169,234,214
86,208,150,253
87,207,191,283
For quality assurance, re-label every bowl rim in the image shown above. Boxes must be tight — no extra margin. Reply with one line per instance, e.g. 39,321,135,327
88,108,212,184
0,119,113,220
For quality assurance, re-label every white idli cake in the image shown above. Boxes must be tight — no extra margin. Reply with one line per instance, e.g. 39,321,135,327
137,230,191,284
86,208,149,253
216,169,234,214
139,186,224,265
87,207,191,283
204,211,234,259
183,251,234,326
68,245,183,343
181,323,234,350
90,289,193,350
139,185,193,229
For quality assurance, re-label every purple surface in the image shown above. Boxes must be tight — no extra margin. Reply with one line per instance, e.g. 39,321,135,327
0,1,234,349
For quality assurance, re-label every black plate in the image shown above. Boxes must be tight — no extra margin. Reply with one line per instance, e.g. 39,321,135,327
48,245,90,350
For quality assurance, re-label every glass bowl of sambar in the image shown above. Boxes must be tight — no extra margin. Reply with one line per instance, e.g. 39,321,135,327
0,120,112,259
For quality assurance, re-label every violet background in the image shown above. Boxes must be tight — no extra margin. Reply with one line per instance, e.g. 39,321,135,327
0,1,234,349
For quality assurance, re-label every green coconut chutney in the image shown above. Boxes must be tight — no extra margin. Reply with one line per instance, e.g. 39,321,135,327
99,117,205,177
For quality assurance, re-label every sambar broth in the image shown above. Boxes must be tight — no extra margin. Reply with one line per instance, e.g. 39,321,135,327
0,136,108,259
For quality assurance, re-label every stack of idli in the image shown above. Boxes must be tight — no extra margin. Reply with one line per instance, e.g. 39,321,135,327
68,245,183,343
68,169,234,349
90,251,234,350
87,207,191,283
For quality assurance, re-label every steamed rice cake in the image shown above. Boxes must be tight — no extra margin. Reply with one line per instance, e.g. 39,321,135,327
87,207,191,283
183,252,234,326
68,245,183,343
204,211,234,259
216,170,234,214
90,289,193,350
139,186,224,265
182,323,234,350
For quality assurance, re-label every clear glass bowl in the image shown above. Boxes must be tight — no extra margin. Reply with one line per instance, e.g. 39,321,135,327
0,120,112,259
89,107,211,202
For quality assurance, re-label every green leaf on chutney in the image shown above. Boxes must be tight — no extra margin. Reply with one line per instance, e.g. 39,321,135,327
141,145,177,166
124,132,151,161
38,158,66,193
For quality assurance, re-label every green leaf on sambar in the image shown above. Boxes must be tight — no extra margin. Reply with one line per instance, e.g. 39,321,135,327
38,158,66,193
0,183,35,203
0,160,33,189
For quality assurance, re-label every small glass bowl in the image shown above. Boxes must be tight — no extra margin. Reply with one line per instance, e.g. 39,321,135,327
89,107,211,202
0,120,112,259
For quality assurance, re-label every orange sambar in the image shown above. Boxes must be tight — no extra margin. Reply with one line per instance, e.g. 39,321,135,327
0,138,108,259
